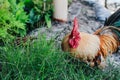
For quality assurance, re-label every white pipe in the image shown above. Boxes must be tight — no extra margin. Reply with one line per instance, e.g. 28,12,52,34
53,0,68,22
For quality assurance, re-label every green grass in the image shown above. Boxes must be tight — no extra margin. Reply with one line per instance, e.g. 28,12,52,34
0,35,120,80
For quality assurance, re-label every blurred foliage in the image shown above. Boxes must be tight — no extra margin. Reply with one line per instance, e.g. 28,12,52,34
68,0,73,5
20,0,53,31
0,0,28,43
0,0,53,44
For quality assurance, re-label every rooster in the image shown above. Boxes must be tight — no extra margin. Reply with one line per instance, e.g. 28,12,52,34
61,9,120,68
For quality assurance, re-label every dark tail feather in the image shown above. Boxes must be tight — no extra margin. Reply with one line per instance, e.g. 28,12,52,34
104,8,120,39
104,8,120,26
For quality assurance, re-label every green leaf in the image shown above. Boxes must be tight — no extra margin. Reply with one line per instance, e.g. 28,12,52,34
0,28,7,38
45,13,51,28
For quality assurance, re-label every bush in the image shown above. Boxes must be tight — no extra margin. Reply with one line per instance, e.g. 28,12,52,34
22,0,53,31
0,0,53,45
0,0,28,43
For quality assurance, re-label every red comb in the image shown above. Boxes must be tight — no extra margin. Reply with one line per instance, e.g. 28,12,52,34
69,17,80,48
71,17,78,34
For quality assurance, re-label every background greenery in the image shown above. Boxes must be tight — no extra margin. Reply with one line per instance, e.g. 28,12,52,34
0,0,28,42
0,0,53,43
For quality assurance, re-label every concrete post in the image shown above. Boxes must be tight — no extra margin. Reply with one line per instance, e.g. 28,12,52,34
53,0,68,22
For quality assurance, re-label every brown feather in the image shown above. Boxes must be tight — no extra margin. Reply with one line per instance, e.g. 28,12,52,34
61,32,100,62
61,34,70,51
61,30,119,68
61,13,120,68
98,34,119,58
